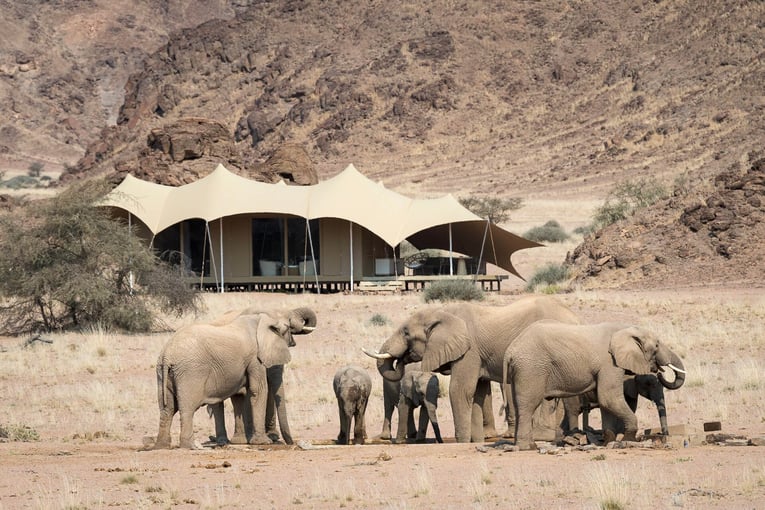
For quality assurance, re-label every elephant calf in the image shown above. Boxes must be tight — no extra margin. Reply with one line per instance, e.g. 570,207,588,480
395,370,443,443
333,365,372,445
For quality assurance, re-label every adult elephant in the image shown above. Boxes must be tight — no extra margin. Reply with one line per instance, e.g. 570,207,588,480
154,307,316,449
207,307,317,446
503,321,686,450
363,295,580,443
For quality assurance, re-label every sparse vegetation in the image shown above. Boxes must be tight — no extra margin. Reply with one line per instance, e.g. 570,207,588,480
423,279,485,302
459,196,523,224
525,263,569,292
523,220,570,243
0,179,201,334
593,177,669,229
368,313,390,326
0,423,40,442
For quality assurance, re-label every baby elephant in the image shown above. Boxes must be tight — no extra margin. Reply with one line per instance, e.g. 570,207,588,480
333,365,372,445
396,370,443,443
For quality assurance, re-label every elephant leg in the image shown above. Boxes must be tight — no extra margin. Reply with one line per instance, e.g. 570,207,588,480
265,389,278,441
268,366,293,445
395,396,413,443
449,359,481,443
336,399,349,445
155,404,175,449
501,381,516,438
178,405,198,449
353,400,367,445
230,392,249,444
245,368,271,445
380,379,398,440
209,402,229,445
416,406,429,442
561,396,582,435
511,374,544,451
598,391,638,443
475,379,497,439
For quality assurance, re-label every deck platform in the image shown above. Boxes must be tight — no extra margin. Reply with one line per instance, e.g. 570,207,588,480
191,274,509,293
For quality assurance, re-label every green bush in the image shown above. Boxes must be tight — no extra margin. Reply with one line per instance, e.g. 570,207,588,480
525,263,569,292
1,175,39,189
368,313,390,326
593,177,668,229
459,196,523,224
523,220,570,243
423,279,485,303
0,179,201,334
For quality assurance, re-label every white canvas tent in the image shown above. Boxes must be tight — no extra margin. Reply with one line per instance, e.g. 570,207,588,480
102,163,540,288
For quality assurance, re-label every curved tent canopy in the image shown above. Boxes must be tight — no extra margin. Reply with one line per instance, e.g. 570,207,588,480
102,163,539,275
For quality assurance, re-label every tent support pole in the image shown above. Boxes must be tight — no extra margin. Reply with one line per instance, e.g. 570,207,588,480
449,223,454,276
205,221,219,292
475,219,490,280
349,221,354,293
219,217,224,293
306,219,320,294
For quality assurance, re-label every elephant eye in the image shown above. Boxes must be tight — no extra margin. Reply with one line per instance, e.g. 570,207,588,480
402,326,409,338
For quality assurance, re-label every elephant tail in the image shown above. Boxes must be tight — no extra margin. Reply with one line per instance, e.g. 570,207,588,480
501,354,512,418
159,362,170,408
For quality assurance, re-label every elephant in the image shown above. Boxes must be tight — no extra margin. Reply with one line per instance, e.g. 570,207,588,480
502,321,687,450
395,370,443,443
333,365,372,445
154,307,316,449
379,362,421,441
206,307,317,446
363,295,580,442
563,368,686,442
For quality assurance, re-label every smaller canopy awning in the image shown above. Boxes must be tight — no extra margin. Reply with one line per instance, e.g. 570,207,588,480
102,163,540,277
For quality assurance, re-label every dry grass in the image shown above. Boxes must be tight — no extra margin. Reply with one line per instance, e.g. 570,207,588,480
0,285,764,508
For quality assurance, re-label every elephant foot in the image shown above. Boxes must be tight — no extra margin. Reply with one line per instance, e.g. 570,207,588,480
152,440,171,450
267,432,281,443
248,435,273,445
623,431,638,442
379,431,391,440
483,427,498,439
515,439,537,451
229,434,248,445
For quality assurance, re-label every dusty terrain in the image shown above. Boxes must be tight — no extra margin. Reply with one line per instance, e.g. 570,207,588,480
1,286,764,509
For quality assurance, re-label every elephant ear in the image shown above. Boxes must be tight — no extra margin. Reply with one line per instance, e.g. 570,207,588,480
255,315,292,368
420,310,470,373
609,326,652,375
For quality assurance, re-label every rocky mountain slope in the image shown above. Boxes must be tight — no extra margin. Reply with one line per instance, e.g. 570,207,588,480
1,0,763,287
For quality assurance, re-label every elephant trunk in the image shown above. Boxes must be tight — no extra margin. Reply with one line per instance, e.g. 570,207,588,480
378,357,406,382
289,307,317,334
658,351,686,390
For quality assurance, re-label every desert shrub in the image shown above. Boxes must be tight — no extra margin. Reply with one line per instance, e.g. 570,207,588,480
0,179,201,335
368,313,390,326
459,196,523,224
573,224,595,236
0,423,40,442
423,279,485,303
1,175,39,189
593,177,668,228
28,162,44,177
525,263,569,292
523,220,570,243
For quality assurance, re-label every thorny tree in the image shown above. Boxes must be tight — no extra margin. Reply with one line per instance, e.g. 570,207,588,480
0,179,200,335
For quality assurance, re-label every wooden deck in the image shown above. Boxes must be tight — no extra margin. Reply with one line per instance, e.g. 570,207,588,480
191,274,509,293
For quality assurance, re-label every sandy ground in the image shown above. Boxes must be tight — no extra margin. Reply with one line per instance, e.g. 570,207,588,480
1,287,764,509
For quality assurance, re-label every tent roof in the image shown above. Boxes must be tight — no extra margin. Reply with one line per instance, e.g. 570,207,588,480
102,163,540,276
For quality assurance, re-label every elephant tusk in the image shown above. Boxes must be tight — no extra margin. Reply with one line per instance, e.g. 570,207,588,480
301,326,316,332
361,347,392,359
667,363,687,374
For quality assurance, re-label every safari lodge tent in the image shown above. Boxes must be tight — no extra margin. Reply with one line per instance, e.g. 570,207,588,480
102,164,540,292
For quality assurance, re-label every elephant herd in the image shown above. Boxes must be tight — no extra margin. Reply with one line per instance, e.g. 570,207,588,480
153,296,686,450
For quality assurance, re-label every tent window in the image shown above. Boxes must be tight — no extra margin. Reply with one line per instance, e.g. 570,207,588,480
153,220,210,276
252,218,285,276
252,218,320,276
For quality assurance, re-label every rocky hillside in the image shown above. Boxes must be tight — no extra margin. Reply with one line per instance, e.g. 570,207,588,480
1,0,763,287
